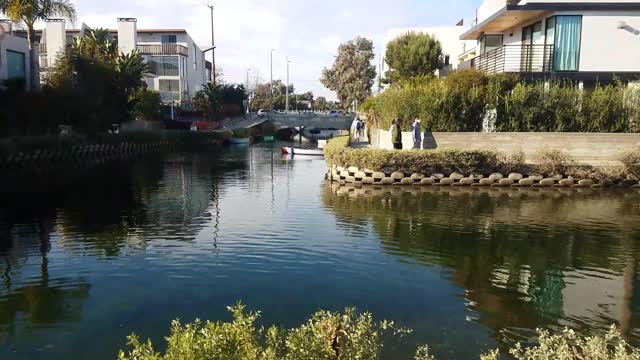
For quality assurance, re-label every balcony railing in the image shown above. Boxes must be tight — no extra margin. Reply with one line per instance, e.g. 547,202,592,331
470,44,554,74
38,42,47,54
137,44,188,56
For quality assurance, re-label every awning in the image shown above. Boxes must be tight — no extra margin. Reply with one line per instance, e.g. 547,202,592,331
460,6,549,40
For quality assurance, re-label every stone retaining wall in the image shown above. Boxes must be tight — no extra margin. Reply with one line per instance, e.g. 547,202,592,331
326,165,640,189
372,129,640,166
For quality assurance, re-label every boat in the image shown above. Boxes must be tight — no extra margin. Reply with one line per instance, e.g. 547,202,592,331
229,138,250,145
281,147,324,156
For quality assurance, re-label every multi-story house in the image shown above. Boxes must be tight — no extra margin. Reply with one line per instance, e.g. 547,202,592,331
37,18,211,104
459,0,640,86
0,21,31,90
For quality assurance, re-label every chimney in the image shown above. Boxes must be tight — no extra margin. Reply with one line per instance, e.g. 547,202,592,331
117,18,137,54
45,19,66,68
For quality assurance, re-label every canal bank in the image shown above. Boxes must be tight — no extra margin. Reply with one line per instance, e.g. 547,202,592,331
325,136,640,188
0,131,231,171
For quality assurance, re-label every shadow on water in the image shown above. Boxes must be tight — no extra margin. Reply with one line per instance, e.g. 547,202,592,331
322,184,640,349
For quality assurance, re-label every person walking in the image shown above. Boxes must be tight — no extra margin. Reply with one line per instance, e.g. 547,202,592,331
391,119,403,150
355,118,363,141
412,117,422,149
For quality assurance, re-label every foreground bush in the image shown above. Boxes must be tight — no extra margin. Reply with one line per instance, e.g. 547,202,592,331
118,303,412,360
118,304,640,360
481,326,640,360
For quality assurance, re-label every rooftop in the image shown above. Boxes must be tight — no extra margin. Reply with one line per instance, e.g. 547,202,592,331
461,1,640,40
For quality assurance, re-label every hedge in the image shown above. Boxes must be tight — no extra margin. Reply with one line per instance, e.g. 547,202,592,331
363,70,640,133
324,136,639,183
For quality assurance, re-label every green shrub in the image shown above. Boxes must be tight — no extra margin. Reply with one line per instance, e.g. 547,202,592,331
118,305,639,360
481,326,640,360
620,148,640,180
118,303,412,360
534,149,575,176
133,89,162,121
366,72,639,133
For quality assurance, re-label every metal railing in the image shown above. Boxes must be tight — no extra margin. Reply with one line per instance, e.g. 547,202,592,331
38,43,47,54
470,44,554,74
137,44,189,56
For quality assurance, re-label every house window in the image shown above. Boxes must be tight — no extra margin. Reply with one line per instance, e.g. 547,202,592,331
522,21,543,45
444,55,450,65
159,79,180,101
480,35,503,55
546,15,582,71
193,44,197,70
161,35,177,44
148,56,179,76
7,50,26,80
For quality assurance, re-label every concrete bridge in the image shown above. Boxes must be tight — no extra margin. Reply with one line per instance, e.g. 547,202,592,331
213,113,355,132
269,113,354,130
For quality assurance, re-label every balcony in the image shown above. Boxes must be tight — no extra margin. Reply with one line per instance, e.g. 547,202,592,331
38,42,47,54
466,44,554,74
137,44,188,56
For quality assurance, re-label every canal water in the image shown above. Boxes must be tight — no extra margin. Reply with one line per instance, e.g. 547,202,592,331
2,144,640,359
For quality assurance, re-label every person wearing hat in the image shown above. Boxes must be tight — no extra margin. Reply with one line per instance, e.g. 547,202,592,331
412,117,422,149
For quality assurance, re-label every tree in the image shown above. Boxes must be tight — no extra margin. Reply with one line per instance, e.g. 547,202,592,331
43,28,149,132
0,0,77,90
321,36,376,110
384,32,444,84
315,96,327,111
193,83,247,120
133,89,162,121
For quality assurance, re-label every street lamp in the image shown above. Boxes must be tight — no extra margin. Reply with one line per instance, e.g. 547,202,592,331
286,57,292,113
246,68,251,93
270,49,276,113
207,3,216,85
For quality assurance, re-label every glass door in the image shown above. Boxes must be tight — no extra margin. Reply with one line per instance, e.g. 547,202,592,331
521,22,543,71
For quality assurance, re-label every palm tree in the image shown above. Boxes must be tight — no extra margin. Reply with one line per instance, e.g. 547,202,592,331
0,0,77,90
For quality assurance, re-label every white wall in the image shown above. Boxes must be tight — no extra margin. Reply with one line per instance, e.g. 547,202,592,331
117,19,138,54
45,20,66,68
477,0,507,23
578,12,640,72
0,34,31,90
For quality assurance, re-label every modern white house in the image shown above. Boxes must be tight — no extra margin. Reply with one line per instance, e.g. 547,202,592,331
36,18,211,104
458,0,640,85
0,21,31,90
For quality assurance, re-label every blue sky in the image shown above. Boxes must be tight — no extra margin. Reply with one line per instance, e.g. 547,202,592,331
73,0,480,100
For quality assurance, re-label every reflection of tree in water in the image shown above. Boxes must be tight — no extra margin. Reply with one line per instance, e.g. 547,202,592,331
322,185,640,346
0,221,90,345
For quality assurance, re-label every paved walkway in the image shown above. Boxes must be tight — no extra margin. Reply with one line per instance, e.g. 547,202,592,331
350,132,370,148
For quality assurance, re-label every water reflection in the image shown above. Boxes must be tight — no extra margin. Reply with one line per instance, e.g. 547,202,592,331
1,147,640,359
323,185,640,346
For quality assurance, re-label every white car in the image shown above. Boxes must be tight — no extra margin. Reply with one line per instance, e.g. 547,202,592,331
328,110,345,117
257,109,270,117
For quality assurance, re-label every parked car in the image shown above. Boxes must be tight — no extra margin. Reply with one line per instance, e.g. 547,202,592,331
257,109,270,117
328,110,345,117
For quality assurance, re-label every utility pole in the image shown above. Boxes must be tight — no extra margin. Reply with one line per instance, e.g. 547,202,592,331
246,68,251,93
286,57,291,113
270,49,276,112
208,4,216,85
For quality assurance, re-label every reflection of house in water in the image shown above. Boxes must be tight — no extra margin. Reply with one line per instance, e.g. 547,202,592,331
51,154,227,253
322,186,640,343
